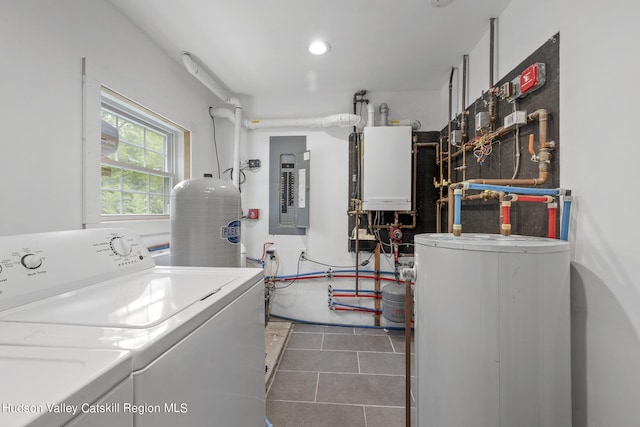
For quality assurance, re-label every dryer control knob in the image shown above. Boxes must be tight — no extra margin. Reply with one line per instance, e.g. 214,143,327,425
110,237,132,257
21,254,43,269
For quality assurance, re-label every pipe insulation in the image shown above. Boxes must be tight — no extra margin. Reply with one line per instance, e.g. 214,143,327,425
560,196,572,241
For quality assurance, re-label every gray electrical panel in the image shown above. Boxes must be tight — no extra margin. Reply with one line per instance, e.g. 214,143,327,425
269,136,309,235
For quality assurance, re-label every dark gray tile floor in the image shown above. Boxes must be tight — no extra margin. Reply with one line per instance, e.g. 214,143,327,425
266,323,412,427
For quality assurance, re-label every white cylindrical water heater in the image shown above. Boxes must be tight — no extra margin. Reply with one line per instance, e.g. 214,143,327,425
170,174,241,267
414,234,571,427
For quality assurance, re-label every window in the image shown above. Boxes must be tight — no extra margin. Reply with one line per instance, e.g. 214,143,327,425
99,93,180,219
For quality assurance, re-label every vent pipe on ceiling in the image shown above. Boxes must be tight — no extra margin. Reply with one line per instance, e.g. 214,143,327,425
367,103,376,127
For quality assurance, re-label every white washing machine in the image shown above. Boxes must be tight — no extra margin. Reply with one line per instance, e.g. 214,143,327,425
0,228,265,427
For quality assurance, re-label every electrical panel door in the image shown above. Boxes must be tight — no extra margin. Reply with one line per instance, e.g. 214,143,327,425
269,136,309,235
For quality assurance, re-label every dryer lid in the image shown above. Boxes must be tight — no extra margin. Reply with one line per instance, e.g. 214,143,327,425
0,268,240,328
0,346,130,426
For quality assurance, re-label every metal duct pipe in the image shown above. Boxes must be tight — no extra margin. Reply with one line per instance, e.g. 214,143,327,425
367,103,376,127
379,103,389,126
389,119,422,130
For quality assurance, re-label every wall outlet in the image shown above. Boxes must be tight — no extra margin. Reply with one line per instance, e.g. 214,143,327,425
299,248,306,259
248,159,261,168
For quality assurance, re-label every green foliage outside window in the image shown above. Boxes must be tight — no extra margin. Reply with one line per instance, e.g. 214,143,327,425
100,107,172,216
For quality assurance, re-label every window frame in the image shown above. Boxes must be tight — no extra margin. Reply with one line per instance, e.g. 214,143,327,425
100,94,177,220
82,60,190,232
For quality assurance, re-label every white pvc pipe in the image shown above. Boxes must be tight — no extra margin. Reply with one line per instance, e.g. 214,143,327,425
246,114,361,129
233,107,242,188
181,53,241,107
367,103,375,127
183,53,243,189
211,108,362,130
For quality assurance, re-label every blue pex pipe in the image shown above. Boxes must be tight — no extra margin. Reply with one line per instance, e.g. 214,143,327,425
464,182,562,196
560,197,572,241
270,313,410,331
266,416,274,427
332,301,378,311
454,190,462,225
273,269,396,280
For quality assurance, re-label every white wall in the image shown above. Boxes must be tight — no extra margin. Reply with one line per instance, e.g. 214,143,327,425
238,89,442,326
0,0,233,242
3,0,638,422
464,1,640,425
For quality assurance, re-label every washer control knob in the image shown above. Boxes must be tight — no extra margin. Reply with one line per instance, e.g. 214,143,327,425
21,254,43,270
110,237,132,257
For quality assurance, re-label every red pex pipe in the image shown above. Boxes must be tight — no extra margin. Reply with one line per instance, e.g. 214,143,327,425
516,195,550,203
332,294,381,299
333,307,379,314
502,204,511,225
548,203,558,239
275,274,413,284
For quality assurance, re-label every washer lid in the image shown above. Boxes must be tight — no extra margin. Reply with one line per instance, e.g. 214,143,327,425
0,268,241,328
0,346,130,427
414,233,570,253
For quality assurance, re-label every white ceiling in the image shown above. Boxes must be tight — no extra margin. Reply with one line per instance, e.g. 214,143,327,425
109,0,511,100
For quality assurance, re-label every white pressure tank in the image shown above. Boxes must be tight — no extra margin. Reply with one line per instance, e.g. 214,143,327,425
413,233,571,427
170,174,241,267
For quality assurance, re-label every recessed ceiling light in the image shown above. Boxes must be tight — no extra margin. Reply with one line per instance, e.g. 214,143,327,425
430,0,454,7
309,40,331,55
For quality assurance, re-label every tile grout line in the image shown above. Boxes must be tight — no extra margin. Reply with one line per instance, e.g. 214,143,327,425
363,404,368,427
389,335,397,353
314,371,320,403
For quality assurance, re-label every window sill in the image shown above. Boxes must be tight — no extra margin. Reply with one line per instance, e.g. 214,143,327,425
85,218,170,248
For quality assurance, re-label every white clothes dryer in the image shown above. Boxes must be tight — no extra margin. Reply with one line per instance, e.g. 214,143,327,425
0,345,132,427
0,228,265,427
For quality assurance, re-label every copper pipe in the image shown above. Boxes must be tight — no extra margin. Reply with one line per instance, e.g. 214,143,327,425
405,278,412,427
462,55,468,182
438,136,444,233
489,18,496,132
374,243,381,326
466,109,551,186
355,207,359,296
445,67,454,235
